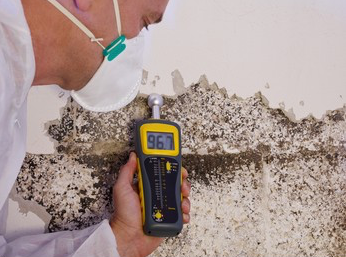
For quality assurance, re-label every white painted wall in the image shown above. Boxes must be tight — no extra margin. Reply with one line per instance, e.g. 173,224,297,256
7,0,346,239
141,0,346,119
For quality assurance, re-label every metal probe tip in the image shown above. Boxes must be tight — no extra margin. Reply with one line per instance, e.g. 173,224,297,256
148,94,163,119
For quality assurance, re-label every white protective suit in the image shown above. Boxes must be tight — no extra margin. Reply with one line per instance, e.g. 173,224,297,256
0,0,120,256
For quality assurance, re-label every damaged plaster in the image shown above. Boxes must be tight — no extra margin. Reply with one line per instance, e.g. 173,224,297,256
16,77,345,256
5,190,50,241
9,186,51,228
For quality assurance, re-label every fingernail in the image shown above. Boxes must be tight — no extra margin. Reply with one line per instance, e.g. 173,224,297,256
183,213,190,223
130,152,136,160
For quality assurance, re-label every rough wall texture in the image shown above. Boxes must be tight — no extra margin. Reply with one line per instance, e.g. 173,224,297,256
17,78,346,257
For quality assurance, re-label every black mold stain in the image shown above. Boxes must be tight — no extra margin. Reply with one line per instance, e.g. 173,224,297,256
182,152,262,186
17,82,346,255
48,110,74,142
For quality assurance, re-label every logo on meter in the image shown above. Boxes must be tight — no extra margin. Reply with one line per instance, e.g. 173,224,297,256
153,210,164,222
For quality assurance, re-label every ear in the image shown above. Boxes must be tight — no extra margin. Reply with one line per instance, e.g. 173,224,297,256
73,0,92,11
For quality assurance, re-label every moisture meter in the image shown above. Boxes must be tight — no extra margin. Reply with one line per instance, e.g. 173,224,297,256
135,94,183,237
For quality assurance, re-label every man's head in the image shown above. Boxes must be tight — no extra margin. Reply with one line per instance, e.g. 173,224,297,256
24,0,169,90
69,0,169,44
118,0,168,39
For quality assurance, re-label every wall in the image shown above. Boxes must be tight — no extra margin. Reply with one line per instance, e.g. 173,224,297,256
141,0,346,120
4,0,346,256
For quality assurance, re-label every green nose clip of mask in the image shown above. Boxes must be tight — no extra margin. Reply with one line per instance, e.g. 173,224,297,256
103,35,126,61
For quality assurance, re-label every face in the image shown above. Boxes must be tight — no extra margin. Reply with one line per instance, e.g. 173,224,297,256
57,0,169,91
118,0,170,39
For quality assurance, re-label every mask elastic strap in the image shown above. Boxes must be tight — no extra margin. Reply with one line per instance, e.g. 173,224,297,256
103,0,126,61
112,0,122,36
47,0,124,51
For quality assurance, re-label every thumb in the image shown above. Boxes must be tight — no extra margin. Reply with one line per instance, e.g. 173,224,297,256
117,152,137,185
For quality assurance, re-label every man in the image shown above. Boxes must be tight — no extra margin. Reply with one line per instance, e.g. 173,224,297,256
0,0,191,256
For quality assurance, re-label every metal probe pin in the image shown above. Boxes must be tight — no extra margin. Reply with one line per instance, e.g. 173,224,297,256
148,94,164,119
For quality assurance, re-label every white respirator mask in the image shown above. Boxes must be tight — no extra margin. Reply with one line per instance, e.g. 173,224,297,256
47,0,144,112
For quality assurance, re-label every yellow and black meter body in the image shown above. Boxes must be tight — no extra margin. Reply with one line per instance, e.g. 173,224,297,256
135,94,183,237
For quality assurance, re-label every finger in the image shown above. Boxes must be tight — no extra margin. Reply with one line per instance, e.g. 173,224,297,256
131,181,139,194
181,179,190,198
182,197,190,214
182,167,188,179
117,152,137,185
183,213,190,224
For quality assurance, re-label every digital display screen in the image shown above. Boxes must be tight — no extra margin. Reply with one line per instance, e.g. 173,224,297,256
147,132,174,150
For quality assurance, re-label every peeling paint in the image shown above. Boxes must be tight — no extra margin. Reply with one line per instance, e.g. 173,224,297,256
10,186,51,224
9,185,51,233
141,70,149,85
17,78,346,256
149,75,160,88
171,69,187,95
